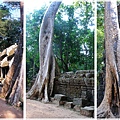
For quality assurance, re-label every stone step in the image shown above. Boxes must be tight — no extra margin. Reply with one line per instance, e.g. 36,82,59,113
80,106,94,117
73,105,81,112
51,99,59,105
50,97,55,102
64,102,74,109
73,98,88,107
59,101,66,106
54,94,67,101
73,98,82,106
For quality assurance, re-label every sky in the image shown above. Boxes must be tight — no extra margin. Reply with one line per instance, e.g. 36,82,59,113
0,0,75,17
25,0,74,14
0,0,94,15
0,0,94,30
0,0,20,18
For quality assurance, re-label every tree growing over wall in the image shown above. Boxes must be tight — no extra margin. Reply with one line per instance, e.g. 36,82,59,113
1,1,24,107
26,1,61,102
26,1,94,86
97,1,120,118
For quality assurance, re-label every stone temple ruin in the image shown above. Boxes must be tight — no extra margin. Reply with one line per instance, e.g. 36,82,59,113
29,70,94,117
0,44,18,85
53,70,94,117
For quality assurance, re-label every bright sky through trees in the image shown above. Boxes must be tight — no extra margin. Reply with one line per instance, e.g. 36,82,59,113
25,0,74,13
0,0,20,18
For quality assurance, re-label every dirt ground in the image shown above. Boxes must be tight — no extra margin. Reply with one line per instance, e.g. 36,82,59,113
26,99,87,118
0,98,23,118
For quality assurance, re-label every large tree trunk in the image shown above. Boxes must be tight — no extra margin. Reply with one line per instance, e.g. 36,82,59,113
97,1,120,118
1,1,24,107
117,6,120,87
6,55,24,106
27,1,61,102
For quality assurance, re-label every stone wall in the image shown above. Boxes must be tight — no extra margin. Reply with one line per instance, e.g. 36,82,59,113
0,44,17,82
54,70,94,102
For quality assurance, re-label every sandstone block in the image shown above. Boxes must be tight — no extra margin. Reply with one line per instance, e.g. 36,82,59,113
50,97,55,102
89,70,94,73
77,74,85,78
66,71,74,74
63,72,74,78
85,73,94,78
73,98,83,106
73,98,88,107
76,70,90,74
64,102,75,109
80,106,94,117
1,49,6,57
59,101,66,106
54,94,67,101
73,105,81,112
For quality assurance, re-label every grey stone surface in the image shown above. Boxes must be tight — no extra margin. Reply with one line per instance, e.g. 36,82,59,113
59,101,66,106
80,106,94,117
85,73,94,78
76,70,89,74
73,98,89,107
89,70,94,73
73,105,81,112
73,98,82,106
54,70,94,104
50,97,55,102
64,102,74,109
54,94,67,101
66,71,74,74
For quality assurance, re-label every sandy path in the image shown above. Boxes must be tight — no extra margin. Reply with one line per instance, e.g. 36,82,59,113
26,99,87,118
0,98,23,118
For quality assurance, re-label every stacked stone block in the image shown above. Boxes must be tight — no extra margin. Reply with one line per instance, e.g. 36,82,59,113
0,44,17,83
54,70,94,102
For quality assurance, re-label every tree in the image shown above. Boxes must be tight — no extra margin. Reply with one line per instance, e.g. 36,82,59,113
1,1,24,107
0,3,21,51
26,1,94,90
53,1,94,72
97,1,120,118
27,1,61,102
26,8,46,86
0,4,10,39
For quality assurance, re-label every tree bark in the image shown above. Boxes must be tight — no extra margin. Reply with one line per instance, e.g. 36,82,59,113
1,1,24,107
97,1,120,118
8,56,24,106
27,1,61,102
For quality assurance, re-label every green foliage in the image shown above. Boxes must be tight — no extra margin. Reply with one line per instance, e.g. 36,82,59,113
53,1,94,72
0,3,21,51
26,1,94,82
26,7,47,81
97,2,104,72
0,5,9,38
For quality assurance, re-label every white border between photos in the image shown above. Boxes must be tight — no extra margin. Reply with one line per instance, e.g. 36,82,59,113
94,0,97,119
24,0,26,119
1,0,97,120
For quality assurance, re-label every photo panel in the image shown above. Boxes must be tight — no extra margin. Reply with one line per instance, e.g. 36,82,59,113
26,0,95,118
97,0,120,118
0,0,23,118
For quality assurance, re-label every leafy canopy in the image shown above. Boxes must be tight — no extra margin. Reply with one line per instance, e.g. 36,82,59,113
26,1,94,82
